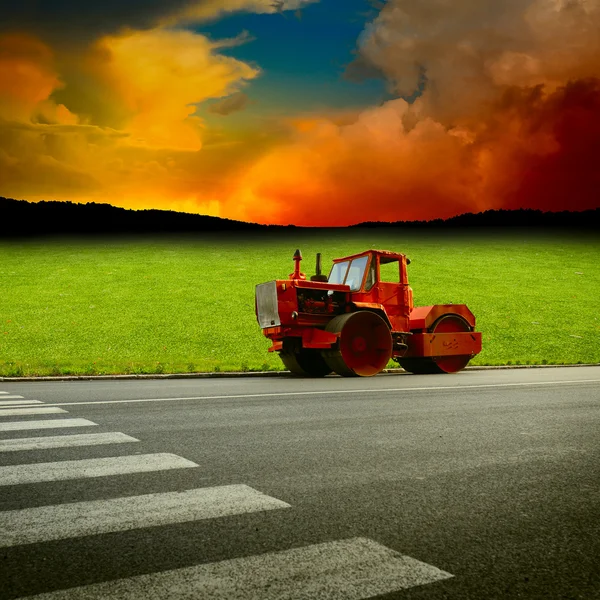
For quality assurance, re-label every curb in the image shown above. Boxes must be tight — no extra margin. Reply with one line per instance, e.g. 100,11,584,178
0,363,598,383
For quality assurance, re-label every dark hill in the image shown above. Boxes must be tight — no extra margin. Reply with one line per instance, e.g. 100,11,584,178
353,208,600,229
1,197,598,237
0,198,282,237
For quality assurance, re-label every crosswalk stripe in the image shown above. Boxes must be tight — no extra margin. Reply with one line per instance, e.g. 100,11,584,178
0,453,198,486
0,407,67,417
0,391,9,393
0,400,43,406
0,418,97,432
20,537,453,599
0,395,25,399
0,432,139,452
0,485,290,548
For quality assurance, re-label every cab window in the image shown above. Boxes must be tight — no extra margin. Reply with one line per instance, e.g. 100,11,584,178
328,261,349,285
328,256,369,291
345,255,368,291
379,258,400,282
364,260,376,291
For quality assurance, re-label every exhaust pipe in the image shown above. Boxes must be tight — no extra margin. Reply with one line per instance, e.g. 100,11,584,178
310,252,328,282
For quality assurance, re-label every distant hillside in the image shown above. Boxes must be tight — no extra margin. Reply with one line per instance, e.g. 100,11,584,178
353,208,600,229
1,197,598,237
0,198,282,237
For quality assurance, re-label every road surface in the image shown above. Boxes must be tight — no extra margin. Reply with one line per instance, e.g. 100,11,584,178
0,366,598,599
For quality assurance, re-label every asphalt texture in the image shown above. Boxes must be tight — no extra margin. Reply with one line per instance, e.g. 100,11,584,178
0,366,599,599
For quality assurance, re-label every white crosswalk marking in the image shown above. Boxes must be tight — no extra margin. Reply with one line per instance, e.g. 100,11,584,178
0,453,198,486
0,485,290,547
0,394,453,598
0,407,67,417
0,400,43,406
0,391,9,393
0,432,139,452
20,537,453,599
0,418,97,432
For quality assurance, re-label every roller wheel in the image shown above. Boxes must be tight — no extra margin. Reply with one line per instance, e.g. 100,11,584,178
399,314,472,374
279,339,332,377
322,311,392,377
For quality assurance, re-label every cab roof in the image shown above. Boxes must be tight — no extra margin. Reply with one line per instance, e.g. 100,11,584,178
332,249,407,264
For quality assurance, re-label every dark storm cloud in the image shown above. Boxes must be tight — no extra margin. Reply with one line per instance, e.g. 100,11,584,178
0,1,194,42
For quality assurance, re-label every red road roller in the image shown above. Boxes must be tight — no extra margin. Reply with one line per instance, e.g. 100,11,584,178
255,249,482,376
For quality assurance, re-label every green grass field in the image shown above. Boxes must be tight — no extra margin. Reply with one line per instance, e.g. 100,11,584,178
0,230,598,377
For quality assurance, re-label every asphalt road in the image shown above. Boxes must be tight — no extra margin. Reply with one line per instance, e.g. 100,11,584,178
0,367,598,599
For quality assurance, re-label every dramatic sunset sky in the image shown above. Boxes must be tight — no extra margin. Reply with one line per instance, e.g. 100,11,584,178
1,0,599,225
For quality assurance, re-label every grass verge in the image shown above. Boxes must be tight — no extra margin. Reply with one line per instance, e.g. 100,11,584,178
0,229,598,377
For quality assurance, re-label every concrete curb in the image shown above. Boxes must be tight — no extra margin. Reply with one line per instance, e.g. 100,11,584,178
0,363,598,383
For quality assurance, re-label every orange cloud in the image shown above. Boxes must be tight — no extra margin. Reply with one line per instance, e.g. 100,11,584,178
0,34,62,120
1,1,599,225
94,28,259,150
227,99,480,225
170,0,319,24
219,0,600,225
0,27,262,206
